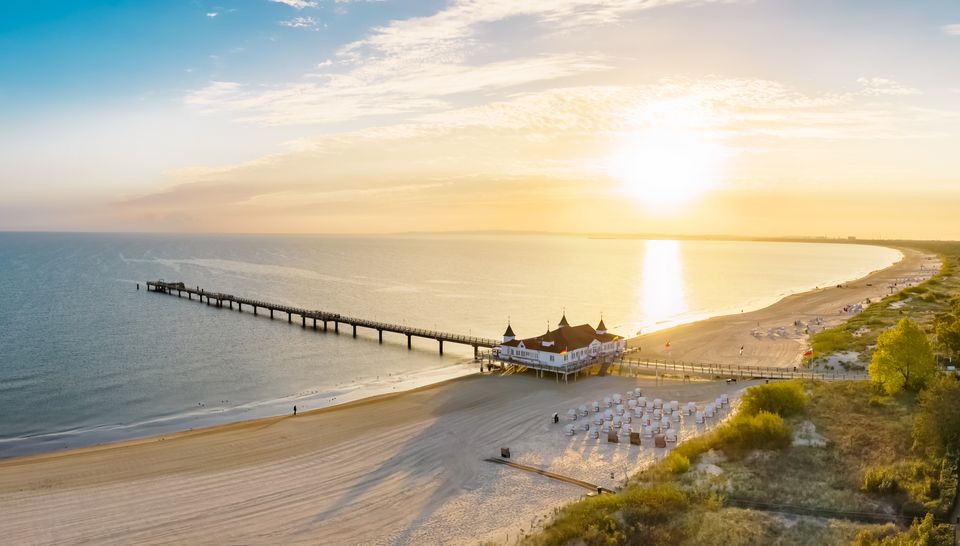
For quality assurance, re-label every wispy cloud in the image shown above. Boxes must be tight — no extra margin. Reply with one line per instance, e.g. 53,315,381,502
269,0,318,8
942,24,960,35
856,77,920,97
206,12,219,18
280,16,321,30
189,0,745,126
185,54,610,125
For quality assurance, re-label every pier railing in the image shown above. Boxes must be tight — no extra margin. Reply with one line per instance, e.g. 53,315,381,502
488,350,866,382
610,356,865,381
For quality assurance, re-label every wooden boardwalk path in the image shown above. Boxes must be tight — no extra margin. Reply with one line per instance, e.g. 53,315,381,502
489,351,867,382
484,458,610,493
613,356,868,381
145,280,498,356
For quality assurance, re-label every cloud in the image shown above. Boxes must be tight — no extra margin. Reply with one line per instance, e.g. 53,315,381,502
856,77,921,97
269,0,318,8
206,12,219,18
281,16,320,29
189,0,744,126
943,24,960,35
185,54,610,125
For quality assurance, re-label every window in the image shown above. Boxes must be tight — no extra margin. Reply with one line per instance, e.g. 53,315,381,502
550,355,554,362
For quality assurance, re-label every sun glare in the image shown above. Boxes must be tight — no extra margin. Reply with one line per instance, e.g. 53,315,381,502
603,101,728,209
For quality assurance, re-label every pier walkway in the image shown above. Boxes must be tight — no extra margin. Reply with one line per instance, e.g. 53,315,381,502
145,281,498,356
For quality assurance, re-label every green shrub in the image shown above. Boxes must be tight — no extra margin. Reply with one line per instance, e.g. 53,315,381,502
863,465,900,494
528,483,689,546
671,434,715,463
740,381,807,417
854,513,954,546
812,329,850,355
665,452,691,474
715,411,793,458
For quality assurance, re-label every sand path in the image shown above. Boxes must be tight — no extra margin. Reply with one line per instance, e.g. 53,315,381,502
632,247,938,368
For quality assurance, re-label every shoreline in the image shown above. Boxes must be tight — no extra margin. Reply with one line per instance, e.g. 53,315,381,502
0,361,480,460
0,371,481,467
633,245,907,336
632,246,937,367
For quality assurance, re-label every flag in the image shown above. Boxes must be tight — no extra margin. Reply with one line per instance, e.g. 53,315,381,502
803,350,813,357
560,347,567,355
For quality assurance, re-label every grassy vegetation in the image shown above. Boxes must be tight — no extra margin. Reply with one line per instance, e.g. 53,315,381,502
523,241,960,546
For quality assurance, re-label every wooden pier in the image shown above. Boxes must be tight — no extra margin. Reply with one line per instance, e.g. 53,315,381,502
145,281,498,356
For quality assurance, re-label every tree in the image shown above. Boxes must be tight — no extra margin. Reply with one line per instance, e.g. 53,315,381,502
933,312,960,363
932,295,960,364
913,375,960,459
869,319,937,395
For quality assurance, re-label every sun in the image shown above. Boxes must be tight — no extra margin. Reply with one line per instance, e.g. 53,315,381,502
602,103,728,209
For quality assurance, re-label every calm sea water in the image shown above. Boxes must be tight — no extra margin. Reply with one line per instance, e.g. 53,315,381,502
0,233,900,456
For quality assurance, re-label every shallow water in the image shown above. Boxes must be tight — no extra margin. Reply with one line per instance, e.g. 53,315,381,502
0,233,899,456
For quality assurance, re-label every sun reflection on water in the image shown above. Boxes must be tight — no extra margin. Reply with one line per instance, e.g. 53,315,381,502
640,240,688,330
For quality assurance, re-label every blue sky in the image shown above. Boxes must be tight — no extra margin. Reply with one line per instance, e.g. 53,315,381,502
1,0,959,236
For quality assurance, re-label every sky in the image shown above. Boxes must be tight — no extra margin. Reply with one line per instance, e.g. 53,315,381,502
1,0,959,238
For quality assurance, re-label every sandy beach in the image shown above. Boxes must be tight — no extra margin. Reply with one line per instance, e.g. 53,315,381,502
633,247,938,368
0,375,750,545
0,244,938,545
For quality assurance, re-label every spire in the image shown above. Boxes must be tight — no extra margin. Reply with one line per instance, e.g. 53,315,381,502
558,310,570,328
502,320,516,343
596,315,607,334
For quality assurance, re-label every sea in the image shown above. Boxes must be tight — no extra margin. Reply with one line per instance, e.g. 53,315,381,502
0,233,901,457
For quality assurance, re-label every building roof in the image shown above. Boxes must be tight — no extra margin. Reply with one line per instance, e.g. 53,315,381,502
503,323,515,337
597,318,607,331
501,323,620,354
558,313,570,328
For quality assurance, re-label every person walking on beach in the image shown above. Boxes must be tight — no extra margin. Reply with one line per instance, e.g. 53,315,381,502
293,405,297,416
